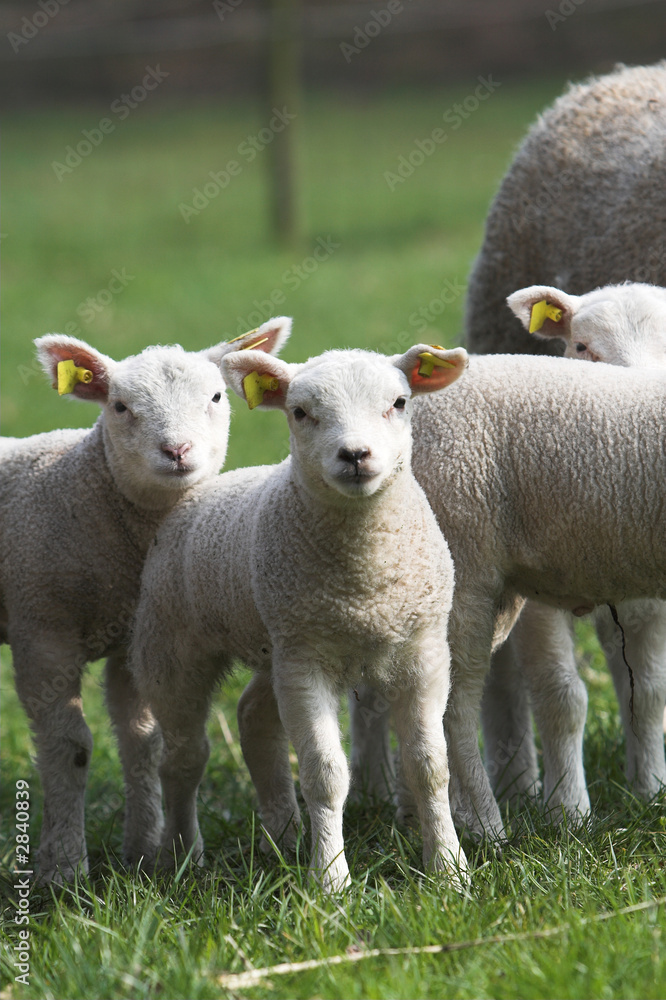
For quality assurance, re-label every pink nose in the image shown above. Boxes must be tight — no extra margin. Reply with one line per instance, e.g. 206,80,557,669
162,442,192,462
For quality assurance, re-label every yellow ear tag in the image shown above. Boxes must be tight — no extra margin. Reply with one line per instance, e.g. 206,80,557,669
240,336,269,351
417,352,456,377
226,327,259,345
57,359,93,396
243,370,279,410
529,300,563,333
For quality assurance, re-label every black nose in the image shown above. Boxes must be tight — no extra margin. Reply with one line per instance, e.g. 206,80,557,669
338,447,370,466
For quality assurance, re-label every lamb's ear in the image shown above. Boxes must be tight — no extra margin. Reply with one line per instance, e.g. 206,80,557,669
507,285,581,341
221,349,294,410
206,316,293,367
393,345,468,394
35,335,115,403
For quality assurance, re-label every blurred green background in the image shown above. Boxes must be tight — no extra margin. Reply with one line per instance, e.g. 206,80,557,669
3,80,566,470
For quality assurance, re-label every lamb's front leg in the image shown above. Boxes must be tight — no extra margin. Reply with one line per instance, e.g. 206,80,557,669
391,644,469,889
273,656,350,892
104,649,164,866
13,636,92,884
237,671,301,852
596,600,666,800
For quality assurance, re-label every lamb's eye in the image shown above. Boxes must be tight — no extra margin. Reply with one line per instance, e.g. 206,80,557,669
394,397,407,409
575,343,587,354
212,392,222,403
114,402,127,413
293,407,307,421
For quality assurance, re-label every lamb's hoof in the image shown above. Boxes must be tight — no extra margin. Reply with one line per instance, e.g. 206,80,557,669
543,801,590,829
155,834,205,871
36,851,89,887
428,848,471,894
313,859,351,894
259,812,301,858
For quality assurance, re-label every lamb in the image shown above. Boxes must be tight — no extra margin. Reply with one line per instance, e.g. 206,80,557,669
128,343,470,892
479,282,666,821
465,61,666,359
0,318,290,883
350,350,666,842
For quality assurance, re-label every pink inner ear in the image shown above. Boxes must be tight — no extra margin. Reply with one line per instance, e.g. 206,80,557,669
257,383,286,408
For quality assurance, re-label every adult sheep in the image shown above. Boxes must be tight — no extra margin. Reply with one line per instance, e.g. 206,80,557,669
1,319,290,883
466,61,666,358
464,59,666,818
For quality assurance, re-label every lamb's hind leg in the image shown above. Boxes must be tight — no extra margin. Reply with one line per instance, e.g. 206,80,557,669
13,635,91,884
348,683,395,803
481,638,540,804
133,646,221,869
512,602,589,823
104,649,164,867
237,671,301,853
596,600,666,801
445,613,506,842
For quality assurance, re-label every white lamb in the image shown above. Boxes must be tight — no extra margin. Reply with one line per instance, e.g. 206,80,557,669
349,350,666,842
0,319,290,883
128,343,470,892
480,282,666,820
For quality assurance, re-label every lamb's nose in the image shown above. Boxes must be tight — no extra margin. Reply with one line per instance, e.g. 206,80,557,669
162,442,192,462
338,447,370,466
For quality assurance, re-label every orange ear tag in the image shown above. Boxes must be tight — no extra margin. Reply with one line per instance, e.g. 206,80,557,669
417,352,457,377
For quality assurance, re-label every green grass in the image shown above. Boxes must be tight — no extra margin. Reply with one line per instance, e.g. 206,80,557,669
3,77,666,999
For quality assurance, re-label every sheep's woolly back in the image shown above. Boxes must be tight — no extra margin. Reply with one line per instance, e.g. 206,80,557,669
466,61,666,355
412,353,666,625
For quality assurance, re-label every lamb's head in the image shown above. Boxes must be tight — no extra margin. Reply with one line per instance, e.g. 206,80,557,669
223,343,467,501
508,282,666,368
35,317,291,504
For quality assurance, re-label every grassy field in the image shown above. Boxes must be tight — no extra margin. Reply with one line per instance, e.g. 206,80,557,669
2,77,666,1000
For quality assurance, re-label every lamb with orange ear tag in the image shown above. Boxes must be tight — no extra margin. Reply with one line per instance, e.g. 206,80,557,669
128,343,470,893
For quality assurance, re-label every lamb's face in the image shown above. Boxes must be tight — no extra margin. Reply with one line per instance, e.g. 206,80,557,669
105,348,230,492
568,286,666,368
285,353,414,499
34,317,292,501
508,282,666,369
222,341,468,502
